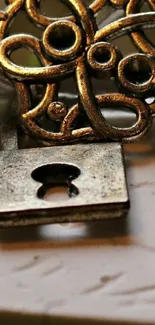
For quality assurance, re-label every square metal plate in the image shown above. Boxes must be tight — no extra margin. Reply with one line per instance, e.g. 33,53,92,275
0,143,129,227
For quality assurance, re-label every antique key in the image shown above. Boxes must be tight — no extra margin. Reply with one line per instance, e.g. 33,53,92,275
0,0,154,227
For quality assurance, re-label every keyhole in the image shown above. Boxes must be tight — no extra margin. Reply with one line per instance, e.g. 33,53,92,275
31,163,80,202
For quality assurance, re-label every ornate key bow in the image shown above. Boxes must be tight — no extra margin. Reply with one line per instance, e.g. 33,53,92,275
0,0,154,145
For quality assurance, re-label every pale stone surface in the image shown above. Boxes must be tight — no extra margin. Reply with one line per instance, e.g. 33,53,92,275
0,139,155,324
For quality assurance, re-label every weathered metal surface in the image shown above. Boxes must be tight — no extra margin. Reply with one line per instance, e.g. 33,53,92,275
0,0,154,145
0,124,18,150
0,143,128,227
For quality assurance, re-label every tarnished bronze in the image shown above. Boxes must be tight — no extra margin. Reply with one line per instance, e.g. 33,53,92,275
0,0,154,145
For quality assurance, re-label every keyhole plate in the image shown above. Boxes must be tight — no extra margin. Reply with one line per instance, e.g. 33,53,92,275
0,143,129,227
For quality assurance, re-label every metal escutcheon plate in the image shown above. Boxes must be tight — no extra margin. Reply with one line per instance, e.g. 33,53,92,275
0,143,129,227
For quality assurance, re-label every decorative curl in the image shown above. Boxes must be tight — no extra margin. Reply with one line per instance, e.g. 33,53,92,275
0,0,154,144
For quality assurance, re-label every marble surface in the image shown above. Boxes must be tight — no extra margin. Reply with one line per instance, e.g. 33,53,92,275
0,136,155,324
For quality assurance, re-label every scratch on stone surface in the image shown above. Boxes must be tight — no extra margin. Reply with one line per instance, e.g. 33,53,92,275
100,273,124,285
81,272,124,295
44,299,65,312
118,297,155,308
41,263,64,277
119,299,135,306
81,283,105,295
13,255,44,272
111,284,155,296
130,181,155,189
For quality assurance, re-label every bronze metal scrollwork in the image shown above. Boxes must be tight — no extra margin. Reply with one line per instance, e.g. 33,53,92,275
0,0,155,145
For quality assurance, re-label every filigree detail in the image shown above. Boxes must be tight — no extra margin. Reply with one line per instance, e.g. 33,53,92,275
0,0,155,144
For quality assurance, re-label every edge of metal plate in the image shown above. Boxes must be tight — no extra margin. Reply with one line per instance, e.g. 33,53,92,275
0,142,129,227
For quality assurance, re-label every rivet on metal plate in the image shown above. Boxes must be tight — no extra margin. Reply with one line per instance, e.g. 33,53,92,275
0,0,154,226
